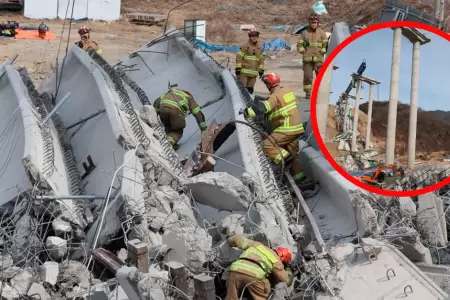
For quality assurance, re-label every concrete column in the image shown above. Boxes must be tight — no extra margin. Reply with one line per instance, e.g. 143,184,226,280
407,41,420,169
435,0,441,20
386,28,402,164
316,63,334,139
439,0,446,27
351,80,362,152
365,84,374,150
343,99,349,133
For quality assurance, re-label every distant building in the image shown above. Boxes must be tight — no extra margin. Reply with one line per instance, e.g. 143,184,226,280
24,0,121,21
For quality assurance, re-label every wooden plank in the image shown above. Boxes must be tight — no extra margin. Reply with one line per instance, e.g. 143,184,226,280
284,171,325,253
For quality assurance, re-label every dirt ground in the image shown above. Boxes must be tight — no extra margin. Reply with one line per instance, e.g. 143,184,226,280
0,12,305,95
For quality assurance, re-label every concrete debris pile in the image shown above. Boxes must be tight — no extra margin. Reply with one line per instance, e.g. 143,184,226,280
335,150,379,171
393,165,450,190
0,39,314,299
348,190,450,267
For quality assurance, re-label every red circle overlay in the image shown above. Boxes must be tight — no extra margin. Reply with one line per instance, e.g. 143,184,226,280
311,21,450,197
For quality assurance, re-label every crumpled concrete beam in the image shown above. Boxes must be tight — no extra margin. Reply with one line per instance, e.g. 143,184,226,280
0,62,86,228
118,29,297,252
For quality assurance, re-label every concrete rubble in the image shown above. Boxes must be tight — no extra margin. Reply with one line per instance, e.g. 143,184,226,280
0,27,449,300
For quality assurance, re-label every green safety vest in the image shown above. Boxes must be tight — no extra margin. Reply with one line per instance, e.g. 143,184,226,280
229,245,279,279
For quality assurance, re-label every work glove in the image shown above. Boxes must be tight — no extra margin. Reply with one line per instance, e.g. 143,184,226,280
243,107,256,119
258,69,264,79
199,122,207,132
285,266,294,287
235,68,241,76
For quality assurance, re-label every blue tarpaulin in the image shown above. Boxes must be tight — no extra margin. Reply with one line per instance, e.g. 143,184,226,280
262,38,291,52
193,39,239,53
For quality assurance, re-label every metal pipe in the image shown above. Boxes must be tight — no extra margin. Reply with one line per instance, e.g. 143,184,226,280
66,109,106,130
43,92,71,123
38,195,105,200
386,28,402,164
351,80,362,152
407,41,420,169
365,84,375,150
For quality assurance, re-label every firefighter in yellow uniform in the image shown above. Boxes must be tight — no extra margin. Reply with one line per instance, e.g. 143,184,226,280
154,88,207,150
235,29,265,95
76,26,103,55
225,235,293,300
243,73,306,183
297,14,328,98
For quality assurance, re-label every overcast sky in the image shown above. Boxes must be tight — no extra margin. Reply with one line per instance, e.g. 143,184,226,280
329,28,450,111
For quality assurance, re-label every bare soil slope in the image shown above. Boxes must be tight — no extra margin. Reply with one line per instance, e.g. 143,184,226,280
359,101,450,152
121,0,443,31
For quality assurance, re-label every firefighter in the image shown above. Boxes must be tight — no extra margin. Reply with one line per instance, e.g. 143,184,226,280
225,234,293,300
76,26,103,55
153,87,207,150
38,22,49,39
235,29,265,95
297,14,328,98
243,73,306,183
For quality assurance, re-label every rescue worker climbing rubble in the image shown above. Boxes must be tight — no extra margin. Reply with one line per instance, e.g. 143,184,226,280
225,235,293,300
153,87,207,150
235,29,265,95
243,73,306,183
76,26,103,55
297,14,328,98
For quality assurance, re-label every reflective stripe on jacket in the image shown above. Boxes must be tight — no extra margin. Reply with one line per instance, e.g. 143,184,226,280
296,28,328,63
236,41,265,77
158,88,206,130
230,244,280,279
249,86,304,135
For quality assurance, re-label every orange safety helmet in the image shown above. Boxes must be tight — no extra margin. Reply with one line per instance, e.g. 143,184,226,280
78,25,90,35
262,73,281,89
275,247,292,263
248,28,260,37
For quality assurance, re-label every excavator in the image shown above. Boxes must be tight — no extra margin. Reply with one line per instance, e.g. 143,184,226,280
354,164,405,186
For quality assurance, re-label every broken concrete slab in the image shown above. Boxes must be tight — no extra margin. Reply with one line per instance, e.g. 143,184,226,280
162,228,212,272
39,261,59,285
27,283,51,300
122,150,146,221
46,236,68,260
418,193,447,247
10,269,34,295
185,172,252,211
220,214,245,236
386,226,433,264
1,282,20,300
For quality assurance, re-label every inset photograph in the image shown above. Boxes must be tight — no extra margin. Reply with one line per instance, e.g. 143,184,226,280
315,24,450,192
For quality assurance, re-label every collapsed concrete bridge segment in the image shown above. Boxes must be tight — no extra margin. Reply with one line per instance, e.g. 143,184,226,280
117,28,298,251
0,62,85,227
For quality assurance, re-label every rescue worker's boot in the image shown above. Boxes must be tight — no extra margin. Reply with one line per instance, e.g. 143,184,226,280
246,87,254,94
304,91,311,99
173,143,180,151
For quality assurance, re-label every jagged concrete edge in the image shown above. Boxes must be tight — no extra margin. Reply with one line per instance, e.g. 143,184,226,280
63,47,146,150
40,91,83,195
3,65,86,227
83,149,142,252
90,48,184,175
